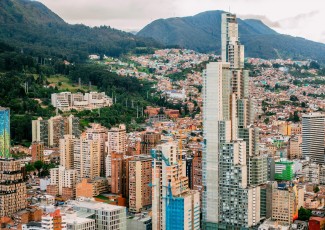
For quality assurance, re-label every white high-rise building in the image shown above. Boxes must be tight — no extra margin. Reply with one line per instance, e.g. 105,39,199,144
203,12,266,229
302,113,325,164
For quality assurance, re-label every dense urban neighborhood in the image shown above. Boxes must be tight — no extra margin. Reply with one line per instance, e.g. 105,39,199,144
0,1,325,230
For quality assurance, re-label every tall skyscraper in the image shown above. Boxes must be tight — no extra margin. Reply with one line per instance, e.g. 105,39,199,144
302,113,325,164
151,142,200,230
0,107,10,158
0,108,27,217
203,13,266,228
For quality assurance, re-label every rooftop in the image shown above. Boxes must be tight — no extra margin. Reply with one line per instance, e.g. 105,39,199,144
67,199,126,212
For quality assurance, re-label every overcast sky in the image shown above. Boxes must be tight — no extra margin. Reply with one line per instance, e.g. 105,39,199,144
37,0,325,43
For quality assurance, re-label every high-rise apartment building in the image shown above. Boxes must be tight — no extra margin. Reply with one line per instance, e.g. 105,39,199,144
0,159,27,217
140,131,161,155
0,107,10,158
110,152,132,202
106,124,126,177
85,123,108,176
129,155,152,213
60,135,75,169
203,12,266,229
32,115,80,147
74,135,101,180
302,113,325,164
151,142,200,230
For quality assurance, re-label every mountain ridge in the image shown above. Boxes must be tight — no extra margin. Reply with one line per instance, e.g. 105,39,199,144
0,0,161,61
137,10,325,62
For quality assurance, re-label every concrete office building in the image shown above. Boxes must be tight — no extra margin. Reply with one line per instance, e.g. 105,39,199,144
68,199,126,230
65,212,95,230
302,113,325,165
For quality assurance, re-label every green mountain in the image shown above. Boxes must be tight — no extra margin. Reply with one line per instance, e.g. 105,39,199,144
137,11,325,62
0,0,161,61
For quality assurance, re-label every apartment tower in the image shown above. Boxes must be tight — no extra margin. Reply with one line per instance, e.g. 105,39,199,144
128,155,152,213
106,124,126,177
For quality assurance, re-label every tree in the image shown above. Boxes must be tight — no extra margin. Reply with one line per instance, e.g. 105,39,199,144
25,163,35,172
293,111,300,122
34,160,44,176
290,95,299,102
309,61,320,69
298,206,312,221
314,186,320,193
301,102,306,108
264,117,270,124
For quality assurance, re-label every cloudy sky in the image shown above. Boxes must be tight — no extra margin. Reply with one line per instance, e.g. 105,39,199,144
37,0,325,43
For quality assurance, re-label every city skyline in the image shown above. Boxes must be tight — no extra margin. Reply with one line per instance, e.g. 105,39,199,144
36,0,325,43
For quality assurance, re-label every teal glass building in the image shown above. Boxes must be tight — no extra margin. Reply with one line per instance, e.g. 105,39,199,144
0,107,10,158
